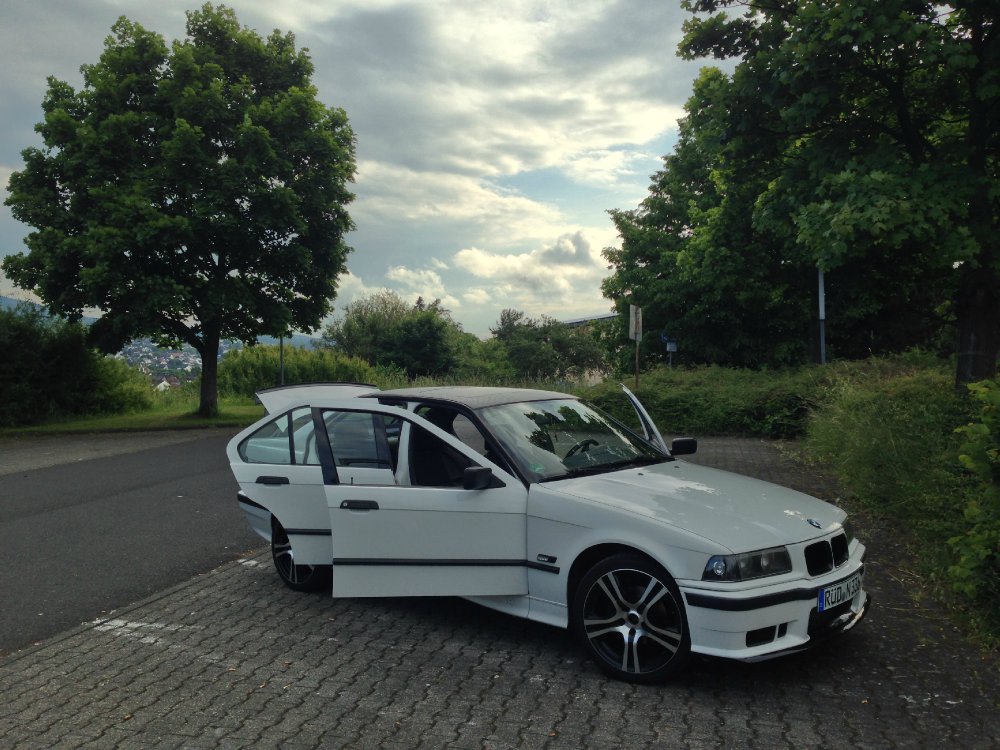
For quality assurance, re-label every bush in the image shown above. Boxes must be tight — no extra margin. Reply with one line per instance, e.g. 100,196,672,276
951,381,1000,620
804,369,969,519
0,305,152,426
217,345,393,398
803,364,1000,640
580,365,824,438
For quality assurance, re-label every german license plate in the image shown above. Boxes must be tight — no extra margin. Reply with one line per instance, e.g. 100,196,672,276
817,573,862,612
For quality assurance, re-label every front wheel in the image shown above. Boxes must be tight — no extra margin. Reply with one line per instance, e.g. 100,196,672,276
271,519,331,592
571,554,690,683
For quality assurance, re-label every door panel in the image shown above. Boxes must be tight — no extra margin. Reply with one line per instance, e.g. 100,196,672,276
230,463,330,564
324,412,529,598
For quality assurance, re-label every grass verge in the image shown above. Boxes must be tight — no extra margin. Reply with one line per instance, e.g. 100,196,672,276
0,399,264,435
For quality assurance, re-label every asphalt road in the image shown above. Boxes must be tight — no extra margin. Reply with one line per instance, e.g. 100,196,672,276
0,430,263,655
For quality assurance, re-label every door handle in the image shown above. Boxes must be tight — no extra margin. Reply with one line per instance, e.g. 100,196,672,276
256,475,290,485
340,500,379,510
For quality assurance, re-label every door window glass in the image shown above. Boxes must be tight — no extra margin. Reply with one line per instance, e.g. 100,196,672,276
408,424,475,487
322,410,395,470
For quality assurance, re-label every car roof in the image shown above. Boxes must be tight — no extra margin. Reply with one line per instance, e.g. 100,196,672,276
371,385,575,410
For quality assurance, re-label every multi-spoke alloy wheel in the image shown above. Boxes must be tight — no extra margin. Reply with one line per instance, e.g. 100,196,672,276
271,519,331,592
572,554,689,682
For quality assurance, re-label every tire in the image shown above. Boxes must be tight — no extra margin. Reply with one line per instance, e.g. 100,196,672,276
271,519,331,592
571,553,690,683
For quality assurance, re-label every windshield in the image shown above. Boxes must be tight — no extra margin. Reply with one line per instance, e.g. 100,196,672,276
479,398,668,482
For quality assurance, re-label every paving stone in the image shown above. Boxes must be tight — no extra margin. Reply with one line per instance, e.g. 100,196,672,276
0,438,997,749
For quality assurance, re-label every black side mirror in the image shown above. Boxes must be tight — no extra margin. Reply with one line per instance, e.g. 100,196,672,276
463,466,504,490
670,437,697,456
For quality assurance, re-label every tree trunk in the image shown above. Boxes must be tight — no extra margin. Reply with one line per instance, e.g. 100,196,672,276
955,266,1000,388
198,329,221,418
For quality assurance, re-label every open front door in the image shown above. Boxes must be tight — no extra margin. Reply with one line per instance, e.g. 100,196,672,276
320,404,529,598
620,384,670,454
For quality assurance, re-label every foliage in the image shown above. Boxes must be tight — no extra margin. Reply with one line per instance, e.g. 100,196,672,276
581,365,827,439
952,380,1000,613
678,0,999,384
321,292,463,378
802,362,1000,638
217,344,391,398
490,308,606,381
605,1,998,381
0,304,152,426
2,4,356,416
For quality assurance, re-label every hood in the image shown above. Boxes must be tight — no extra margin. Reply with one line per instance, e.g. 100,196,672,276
549,459,845,552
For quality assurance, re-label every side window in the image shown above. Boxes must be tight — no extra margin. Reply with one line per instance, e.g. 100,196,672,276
408,423,475,487
323,410,394,470
240,407,318,465
415,406,488,454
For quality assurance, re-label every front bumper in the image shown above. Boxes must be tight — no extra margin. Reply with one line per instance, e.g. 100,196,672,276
679,551,869,661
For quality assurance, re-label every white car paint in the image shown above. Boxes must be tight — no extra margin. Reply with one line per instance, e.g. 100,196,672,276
227,383,869,675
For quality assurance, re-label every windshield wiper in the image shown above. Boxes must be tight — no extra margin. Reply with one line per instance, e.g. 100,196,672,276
540,455,666,482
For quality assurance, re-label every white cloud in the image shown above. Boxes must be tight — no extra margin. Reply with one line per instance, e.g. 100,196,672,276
385,265,460,309
452,230,613,321
353,160,563,248
0,0,714,337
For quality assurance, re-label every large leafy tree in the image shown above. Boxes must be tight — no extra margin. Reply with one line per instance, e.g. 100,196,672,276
604,56,955,368
677,0,998,383
604,68,816,368
3,4,356,415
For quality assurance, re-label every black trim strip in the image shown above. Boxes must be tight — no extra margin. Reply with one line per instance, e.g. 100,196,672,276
526,561,560,574
332,558,559,574
686,569,863,612
237,493,267,511
286,528,333,536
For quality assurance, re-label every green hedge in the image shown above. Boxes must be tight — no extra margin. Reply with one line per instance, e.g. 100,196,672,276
217,344,407,398
0,305,151,427
580,365,825,438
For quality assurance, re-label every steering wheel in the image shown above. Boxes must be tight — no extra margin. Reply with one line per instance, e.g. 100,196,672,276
565,438,599,459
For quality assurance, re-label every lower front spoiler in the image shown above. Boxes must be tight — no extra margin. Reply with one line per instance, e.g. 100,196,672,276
739,591,872,663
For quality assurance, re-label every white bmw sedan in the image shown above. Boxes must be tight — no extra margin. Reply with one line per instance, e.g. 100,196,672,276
227,383,869,683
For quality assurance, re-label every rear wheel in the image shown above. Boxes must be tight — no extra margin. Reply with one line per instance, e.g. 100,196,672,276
271,519,331,592
571,554,690,683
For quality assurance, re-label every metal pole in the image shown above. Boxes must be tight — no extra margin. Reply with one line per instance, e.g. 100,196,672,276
634,337,640,391
818,268,827,365
279,335,285,385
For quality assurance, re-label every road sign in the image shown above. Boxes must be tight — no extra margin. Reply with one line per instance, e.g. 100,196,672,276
629,305,642,341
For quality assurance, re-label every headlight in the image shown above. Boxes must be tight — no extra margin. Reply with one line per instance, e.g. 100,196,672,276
702,546,793,582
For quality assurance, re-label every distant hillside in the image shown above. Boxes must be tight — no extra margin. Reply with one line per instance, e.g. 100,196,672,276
2,294,320,351
0,295,44,312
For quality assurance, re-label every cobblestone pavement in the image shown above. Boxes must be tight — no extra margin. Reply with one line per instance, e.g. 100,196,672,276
1,438,996,749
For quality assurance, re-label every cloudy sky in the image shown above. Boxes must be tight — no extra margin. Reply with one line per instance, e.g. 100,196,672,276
0,0,710,336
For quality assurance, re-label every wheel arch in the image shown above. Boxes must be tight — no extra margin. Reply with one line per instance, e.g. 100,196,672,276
566,543,664,609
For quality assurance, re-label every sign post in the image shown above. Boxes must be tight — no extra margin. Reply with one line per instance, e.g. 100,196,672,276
661,332,677,367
